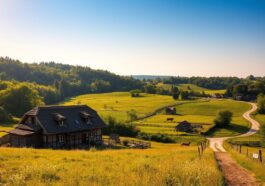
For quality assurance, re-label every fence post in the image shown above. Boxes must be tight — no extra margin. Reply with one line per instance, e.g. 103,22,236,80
201,143,204,153
246,148,248,157
198,146,201,159
259,150,263,163
239,145,242,154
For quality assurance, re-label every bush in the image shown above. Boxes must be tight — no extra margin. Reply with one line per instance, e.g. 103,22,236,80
0,83,44,117
122,140,129,146
127,109,138,121
137,132,175,143
214,110,233,127
130,89,141,97
257,93,265,114
103,116,140,137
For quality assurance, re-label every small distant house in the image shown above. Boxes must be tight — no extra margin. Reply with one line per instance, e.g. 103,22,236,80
7,105,106,149
175,121,203,133
175,121,193,132
234,93,245,101
165,107,176,115
211,93,223,99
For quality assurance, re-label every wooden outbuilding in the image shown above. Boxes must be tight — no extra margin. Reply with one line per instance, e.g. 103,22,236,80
165,107,176,115
8,105,106,149
175,121,193,132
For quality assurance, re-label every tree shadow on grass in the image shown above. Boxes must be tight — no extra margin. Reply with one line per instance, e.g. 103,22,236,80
204,123,250,137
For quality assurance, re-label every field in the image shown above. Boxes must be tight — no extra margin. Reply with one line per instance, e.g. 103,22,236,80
63,92,182,122
229,114,265,144
135,99,251,137
0,142,223,186
156,83,226,95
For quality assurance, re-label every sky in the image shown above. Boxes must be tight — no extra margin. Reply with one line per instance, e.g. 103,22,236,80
0,0,264,77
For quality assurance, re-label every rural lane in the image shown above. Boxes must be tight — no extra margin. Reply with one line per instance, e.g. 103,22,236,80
208,102,260,152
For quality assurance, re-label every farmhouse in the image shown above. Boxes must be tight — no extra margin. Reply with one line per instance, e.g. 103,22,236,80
175,121,203,133
175,121,193,132
165,107,176,115
7,105,106,149
211,93,224,99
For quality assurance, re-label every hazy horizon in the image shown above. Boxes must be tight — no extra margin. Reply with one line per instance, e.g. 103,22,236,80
0,0,264,77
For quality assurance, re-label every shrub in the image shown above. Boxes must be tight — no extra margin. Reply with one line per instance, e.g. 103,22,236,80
122,140,129,146
130,89,141,97
214,110,233,127
103,116,140,137
257,93,265,114
137,132,175,143
127,109,138,121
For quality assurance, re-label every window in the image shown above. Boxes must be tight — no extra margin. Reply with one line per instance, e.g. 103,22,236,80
58,120,64,126
58,135,65,143
96,129,101,135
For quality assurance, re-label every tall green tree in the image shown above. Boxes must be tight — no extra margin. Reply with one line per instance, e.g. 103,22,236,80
257,93,265,114
0,84,44,116
214,110,233,127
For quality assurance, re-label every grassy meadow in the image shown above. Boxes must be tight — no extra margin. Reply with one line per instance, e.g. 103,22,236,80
156,83,226,95
62,92,182,122
229,114,265,145
135,99,251,137
0,142,223,186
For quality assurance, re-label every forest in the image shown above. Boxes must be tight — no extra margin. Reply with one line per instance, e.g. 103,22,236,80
0,56,265,119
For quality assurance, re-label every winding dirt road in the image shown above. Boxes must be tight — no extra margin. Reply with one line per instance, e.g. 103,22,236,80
208,102,261,186
208,102,260,152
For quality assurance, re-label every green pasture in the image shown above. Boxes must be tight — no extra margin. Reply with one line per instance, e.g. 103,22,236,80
62,92,180,122
136,99,251,137
229,114,265,144
156,83,225,95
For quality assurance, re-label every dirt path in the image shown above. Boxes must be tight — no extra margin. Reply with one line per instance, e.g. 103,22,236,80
208,102,260,152
208,102,261,186
215,152,258,186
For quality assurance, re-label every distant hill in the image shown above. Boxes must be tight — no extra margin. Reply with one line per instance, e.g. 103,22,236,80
0,57,142,98
132,75,173,80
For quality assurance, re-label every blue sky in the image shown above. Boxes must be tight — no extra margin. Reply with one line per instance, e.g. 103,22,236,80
0,0,264,77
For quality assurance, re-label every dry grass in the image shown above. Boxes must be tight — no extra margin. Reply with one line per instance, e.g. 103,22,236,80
0,143,223,186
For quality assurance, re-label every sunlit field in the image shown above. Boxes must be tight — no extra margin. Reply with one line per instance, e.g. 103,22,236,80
63,92,183,122
135,100,251,137
156,83,226,95
0,142,223,186
229,114,265,144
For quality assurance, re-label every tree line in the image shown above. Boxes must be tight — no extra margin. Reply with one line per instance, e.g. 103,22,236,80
1,56,265,121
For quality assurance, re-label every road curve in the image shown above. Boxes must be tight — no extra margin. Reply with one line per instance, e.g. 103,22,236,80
208,102,260,152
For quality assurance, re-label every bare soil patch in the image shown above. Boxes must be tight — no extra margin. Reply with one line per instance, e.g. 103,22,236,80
215,152,259,186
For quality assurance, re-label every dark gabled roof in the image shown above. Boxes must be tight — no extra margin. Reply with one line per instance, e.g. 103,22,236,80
15,105,107,135
8,128,36,136
35,105,106,134
178,120,191,125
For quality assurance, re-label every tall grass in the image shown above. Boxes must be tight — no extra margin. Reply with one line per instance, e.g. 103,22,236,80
0,144,223,186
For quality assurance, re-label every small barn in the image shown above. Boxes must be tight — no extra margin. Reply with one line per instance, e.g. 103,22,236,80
165,107,176,115
7,105,106,149
211,93,223,99
175,121,193,132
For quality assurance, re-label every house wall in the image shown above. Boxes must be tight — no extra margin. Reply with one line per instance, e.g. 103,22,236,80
43,128,102,149
9,134,43,148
